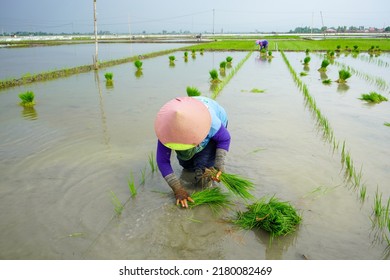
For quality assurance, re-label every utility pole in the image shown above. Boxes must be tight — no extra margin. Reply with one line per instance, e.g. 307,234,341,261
212,9,215,35
93,0,99,69
320,11,325,39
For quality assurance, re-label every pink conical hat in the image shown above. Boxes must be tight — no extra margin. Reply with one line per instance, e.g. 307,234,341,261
154,97,211,150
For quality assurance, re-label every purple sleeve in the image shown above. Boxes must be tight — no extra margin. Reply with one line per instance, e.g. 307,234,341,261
156,140,174,177
212,124,231,151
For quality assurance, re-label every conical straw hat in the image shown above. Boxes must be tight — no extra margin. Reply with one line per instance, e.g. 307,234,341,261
154,97,211,150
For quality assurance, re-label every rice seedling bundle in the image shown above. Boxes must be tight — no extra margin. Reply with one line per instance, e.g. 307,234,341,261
359,92,388,103
189,187,232,212
204,168,254,200
319,59,330,71
134,60,143,70
220,61,227,70
104,72,113,81
18,91,35,107
336,69,351,83
233,196,301,237
209,69,221,83
303,56,311,65
186,86,202,97
226,56,233,63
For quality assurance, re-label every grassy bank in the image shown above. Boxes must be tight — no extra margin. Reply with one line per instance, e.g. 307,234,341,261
187,38,390,51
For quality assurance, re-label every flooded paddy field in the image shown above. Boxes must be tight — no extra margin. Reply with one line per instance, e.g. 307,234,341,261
0,42,193,80
0,46,389,259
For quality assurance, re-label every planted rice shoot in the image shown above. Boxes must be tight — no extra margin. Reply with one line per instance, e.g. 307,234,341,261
336,69,352,83
300,72,308,76
384,122,390,127
220,61,227,70
209,69,221,83
134,60,143,70
204,167,255,200
186,86,202,97
233,196,301,237
359,92,388,103
322,79,332,85
226,56,233,63
104,72,113,81
148,152,157,173
18,91,35,107
318,59,330,72
110,190,124,216
127,171,137,197
250,88,265,93
303,56,311,65
359,184,367,202
188,187,232,212
140,166,146,185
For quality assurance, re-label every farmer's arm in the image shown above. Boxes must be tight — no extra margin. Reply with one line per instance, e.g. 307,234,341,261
211,124,231,172
156,140,193,208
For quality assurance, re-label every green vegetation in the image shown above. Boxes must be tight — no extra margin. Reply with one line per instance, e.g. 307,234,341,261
169,55,175,66
189,187,232,212
209,69,221,84
303,56,311,65
127,172,137,197
250,88,266,93
359,92,388,103
134,60,143,70
104,72,113,81
336,69,352,83
318,59,330,72
322,79,332,85
148,152,157,173
233,196,301,237
18,91,35,107
204,168,254,200
110,190,124,216
300,72,308,76
186,86,202,97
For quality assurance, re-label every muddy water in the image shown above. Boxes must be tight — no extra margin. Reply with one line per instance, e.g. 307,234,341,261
0,50,389,260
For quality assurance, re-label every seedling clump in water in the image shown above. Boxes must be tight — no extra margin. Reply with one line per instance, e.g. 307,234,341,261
359,92,388,103
188,187,232,212
336,69,352,83
318,59,330,72
19,91,35,107
209,69,221,84
186,86,202,97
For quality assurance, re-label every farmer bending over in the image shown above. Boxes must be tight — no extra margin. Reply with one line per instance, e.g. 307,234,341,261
256,39,268,51
154,96,231,208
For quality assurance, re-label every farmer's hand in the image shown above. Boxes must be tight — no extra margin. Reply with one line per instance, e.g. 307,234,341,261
211,170,222,182
164,173,194,208
174,188,194,208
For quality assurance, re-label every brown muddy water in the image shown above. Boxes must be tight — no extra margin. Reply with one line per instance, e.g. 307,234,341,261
0,49,389,260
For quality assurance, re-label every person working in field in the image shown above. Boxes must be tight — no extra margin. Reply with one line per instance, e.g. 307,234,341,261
256,39,268,51
154,96,231,208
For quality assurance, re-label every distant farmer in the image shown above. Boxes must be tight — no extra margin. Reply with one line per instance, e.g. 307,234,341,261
154,96,231,208
256,39,268,51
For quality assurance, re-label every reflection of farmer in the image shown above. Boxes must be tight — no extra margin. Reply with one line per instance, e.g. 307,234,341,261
154,96,230,208
256,39,268,50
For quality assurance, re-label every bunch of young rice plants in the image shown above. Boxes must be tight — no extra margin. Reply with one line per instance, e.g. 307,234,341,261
336,69,351,83
18,91,35,107
110,191,124,216
359,92,388,103
169,55,175,62
300,72,308,76
104,72,113,81
189,187,232,212
209,69,221,83
134,60,143,70
233,196,302,237
303,56,311,65
226,56,233,63
318,59,330,71
322,79,332,85
220,61,227,70
204,168,255,200
184,51,188,58
186,86,202,97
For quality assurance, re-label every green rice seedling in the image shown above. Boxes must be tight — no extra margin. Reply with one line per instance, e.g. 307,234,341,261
303,56,311,65
169,55,175,66
226,56,233,63
188,187,232,212
359,92,388,104
336,69,351,83
104,72,113,81
300,72,308,76
184,51,188,58
318,59,330,72
200,49,204,55
127,172,137,197
18,91,35,107
373,188,383,221
220,61,227,71
250,88,265,93
233,196,302,237
209,69,221,84
110,190,124,216
134,60,143,70
140,165,146,185
322,79,332,85
203,168,255,200
335,45,341,52
191,49,196,56
384,122,390,127
305,49,310,55
148,152,157,173
359,184,367,202
260,48,267,56
186,86,202,97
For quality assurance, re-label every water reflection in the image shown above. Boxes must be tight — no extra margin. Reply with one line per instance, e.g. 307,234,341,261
94,70,110,146
21,106,38,120
319,71,328,80
337,83,350,93
135,69,143,79
255,229,299,260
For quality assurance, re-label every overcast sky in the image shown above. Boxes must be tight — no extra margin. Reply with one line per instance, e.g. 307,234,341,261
0,0,389,34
